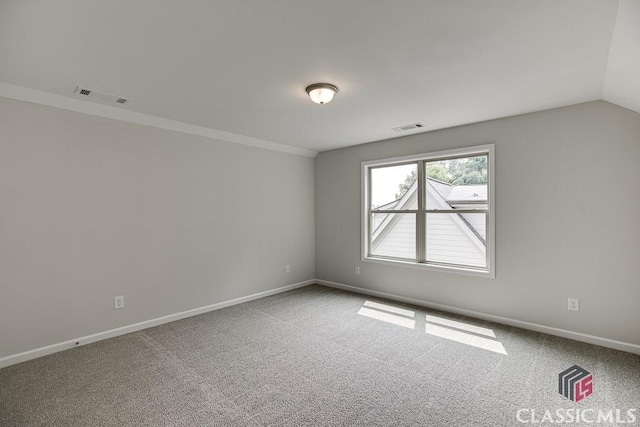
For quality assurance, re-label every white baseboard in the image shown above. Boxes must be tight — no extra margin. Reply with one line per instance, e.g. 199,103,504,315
3,277,638,370
316,279,640,356
0,279,315,369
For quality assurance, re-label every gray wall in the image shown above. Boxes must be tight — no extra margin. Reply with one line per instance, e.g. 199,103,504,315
316,101,640,346
0,97,315,358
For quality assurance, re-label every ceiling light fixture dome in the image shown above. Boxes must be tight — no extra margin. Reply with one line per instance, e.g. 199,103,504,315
306,83,338,105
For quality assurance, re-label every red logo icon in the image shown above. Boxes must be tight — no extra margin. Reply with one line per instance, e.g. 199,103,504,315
559,365,593,402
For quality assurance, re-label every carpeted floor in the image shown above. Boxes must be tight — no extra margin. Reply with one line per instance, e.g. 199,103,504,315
1,284,639,426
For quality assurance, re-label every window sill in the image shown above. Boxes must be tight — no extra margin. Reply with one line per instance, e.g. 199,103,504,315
362,256,495,278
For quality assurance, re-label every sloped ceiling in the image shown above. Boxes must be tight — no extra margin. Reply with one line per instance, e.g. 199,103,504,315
0,0,637,156
603,0,640,114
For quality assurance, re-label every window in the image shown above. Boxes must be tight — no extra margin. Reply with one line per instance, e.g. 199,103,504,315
362,144,495,277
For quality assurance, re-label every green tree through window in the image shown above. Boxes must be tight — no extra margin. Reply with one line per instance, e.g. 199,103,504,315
395,156,487,199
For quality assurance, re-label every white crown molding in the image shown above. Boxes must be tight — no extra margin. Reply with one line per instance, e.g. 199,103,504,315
0,82,318,158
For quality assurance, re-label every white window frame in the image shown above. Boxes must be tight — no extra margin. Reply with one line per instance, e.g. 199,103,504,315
361,144,495,278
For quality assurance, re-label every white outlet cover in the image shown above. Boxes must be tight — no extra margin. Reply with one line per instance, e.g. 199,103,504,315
114,296,125,309
355,266,360,275
568,298,579,312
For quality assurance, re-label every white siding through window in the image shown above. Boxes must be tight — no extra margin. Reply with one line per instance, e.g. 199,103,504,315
372,182,486,265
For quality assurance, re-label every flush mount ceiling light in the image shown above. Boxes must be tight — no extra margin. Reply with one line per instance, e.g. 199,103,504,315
305,83,338,105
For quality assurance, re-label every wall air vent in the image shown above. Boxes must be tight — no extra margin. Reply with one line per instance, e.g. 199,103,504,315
392,122,424,132
73,87,130,105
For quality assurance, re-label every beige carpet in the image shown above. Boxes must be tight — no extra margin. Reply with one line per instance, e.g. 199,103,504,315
1,285,639,426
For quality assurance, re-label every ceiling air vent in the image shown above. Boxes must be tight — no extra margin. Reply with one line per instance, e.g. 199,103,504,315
73,87,130,105
392,122,424,132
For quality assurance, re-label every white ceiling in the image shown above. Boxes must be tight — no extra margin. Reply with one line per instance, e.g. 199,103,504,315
0,0,638,156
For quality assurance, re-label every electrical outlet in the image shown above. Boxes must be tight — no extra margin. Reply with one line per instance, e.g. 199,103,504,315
114,295,124,310
355,266,360,275
568,298,579,312
285,265,291,274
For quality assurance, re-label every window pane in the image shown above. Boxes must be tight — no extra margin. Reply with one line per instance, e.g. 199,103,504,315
425,155,487,210
426,213,486,268
371,163,417,209
371,213,416,259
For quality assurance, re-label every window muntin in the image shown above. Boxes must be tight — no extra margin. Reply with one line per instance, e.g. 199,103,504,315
363,145,494,276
